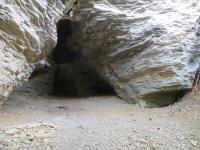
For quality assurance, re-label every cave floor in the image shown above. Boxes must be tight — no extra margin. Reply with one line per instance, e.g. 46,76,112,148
0,92,200,150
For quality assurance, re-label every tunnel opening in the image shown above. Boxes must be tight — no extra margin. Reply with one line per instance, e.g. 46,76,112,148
51,19,115,97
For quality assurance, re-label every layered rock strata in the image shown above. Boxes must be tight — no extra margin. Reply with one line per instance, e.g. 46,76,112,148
0,0,65,105
67,0,200,107
1,0,200,107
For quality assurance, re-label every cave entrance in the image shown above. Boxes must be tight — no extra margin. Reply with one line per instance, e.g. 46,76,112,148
51,19,115,97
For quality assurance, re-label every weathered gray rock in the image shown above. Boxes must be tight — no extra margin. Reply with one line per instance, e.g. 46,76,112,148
68,0,200,107
5,128,19,135
0,0,65,105
1,0,200,108
8,62,55,99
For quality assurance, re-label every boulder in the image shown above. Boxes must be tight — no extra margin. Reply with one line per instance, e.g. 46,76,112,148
68,0,200,107
0,0,65,105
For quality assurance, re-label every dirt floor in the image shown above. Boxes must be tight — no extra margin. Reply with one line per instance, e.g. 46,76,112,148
0,89,200,150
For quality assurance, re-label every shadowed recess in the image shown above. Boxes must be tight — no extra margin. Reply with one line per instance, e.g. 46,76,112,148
52,19,115,97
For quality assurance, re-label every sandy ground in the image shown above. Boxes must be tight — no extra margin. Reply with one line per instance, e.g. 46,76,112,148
0,90,200,150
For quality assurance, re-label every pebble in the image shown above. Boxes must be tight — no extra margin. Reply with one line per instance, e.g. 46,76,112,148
36,133,53,139
136,138,149,145
5,128,19,135
177,135,184,140
28,138,34,142
12,134,20,138
191,140,198,147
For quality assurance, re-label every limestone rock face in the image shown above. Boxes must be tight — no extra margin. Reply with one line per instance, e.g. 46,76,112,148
69,0,200,107
0,0,65,105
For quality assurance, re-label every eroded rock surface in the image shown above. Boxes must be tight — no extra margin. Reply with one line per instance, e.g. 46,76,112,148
0,0,65,105
68,0,200,107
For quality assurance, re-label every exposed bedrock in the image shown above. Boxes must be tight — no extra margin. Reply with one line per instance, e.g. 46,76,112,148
68,0,200,107
1,0,200,108
0,0,65,105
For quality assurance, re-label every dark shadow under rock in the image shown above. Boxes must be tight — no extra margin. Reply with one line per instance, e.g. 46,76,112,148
53,57,115,97
51,19,115,97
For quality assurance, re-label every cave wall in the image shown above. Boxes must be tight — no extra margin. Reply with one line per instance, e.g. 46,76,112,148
67,0,200,107
1,0,200,108
0,0,65,105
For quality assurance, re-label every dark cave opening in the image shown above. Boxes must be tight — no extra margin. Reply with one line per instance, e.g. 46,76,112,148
51,19,115,97
52,19,75,64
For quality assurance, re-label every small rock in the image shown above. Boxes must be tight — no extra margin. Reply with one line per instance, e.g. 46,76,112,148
35,133,53,139
191,140,198,147
22,140,31,144
28,138,34,142
42,122,57,128
136,138,149,145
5,128,19,135
12,134,20,138
177,135,184,140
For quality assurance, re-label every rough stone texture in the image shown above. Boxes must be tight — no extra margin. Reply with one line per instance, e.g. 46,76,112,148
0,0,65,105
68,0,200,107
10,61,55,98
0,121,59,149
